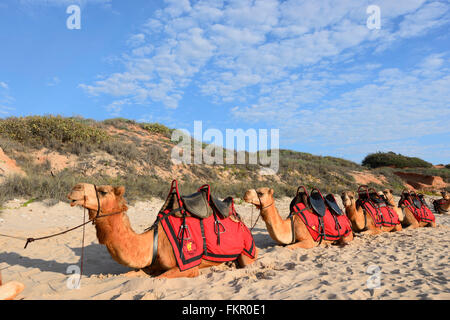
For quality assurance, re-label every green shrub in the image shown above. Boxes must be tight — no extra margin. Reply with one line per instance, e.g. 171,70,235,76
0,115,110,153
362,152,432,169
140,123,173,138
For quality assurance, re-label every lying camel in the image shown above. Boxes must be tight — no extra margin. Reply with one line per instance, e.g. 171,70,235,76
243,188,353,250
433,190,449,214
0,272,24,300
341,191,402,235
397,190,436,228
382,189,420,229
67,183,257,279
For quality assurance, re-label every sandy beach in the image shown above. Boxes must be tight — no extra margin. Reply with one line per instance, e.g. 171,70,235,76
1,194,449,300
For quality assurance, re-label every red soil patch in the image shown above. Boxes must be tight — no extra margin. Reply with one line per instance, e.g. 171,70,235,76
394,172,448,191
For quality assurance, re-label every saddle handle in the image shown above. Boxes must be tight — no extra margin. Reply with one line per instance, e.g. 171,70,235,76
169,180,184,209
296,185,309,197
310,188,325,201
197,184,211,201
368,187,383,200
357,185,370,198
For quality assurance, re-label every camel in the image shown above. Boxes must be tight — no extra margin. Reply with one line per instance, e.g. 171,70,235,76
433,190,450,214
0,272,24,300
382,189,420,229
340,191,402,235
67,183,257,279
243,188,353,250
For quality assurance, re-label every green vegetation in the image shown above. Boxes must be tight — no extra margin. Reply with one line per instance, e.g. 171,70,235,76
362,151,432,169
0,115,110,154
0,115,444,207
140,122,173,138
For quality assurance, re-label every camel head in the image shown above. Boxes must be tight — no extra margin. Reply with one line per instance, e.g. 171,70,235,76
67,183,127,219
243,187,274,210
382,189,395,204
441,190,449,200
340,191,356,208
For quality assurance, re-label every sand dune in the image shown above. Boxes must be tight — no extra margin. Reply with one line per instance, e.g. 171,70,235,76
0,195,449,300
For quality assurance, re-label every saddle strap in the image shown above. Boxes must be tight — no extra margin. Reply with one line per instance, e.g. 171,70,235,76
289,215,295,244
151,221,158,267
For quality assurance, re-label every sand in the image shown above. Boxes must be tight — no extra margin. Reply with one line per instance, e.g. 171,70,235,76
0,195,449,300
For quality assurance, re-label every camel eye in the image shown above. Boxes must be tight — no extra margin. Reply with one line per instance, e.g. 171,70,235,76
98,190,107,196
257,192,263,197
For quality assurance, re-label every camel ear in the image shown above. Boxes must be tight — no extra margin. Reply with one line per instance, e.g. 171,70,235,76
269,188,274,196
114,186,125,197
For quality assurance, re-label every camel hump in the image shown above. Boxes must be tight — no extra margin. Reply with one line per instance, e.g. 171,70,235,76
0,281,25,300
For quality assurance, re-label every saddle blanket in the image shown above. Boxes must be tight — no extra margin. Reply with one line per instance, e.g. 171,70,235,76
360,200,400,228
401,199,435,223
159,209,256,271
290,203,353,242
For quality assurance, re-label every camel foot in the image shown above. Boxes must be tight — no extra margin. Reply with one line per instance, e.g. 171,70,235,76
123,269,148,278
286,241,315,250
0,281,25,300
156,267,199,279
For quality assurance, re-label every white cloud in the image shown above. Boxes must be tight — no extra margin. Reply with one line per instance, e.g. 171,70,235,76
0,81,14,116
79,0,450,121
19,0,111,7
46,76,60,87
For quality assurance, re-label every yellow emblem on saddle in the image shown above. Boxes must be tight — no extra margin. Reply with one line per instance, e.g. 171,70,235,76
186,241,193,251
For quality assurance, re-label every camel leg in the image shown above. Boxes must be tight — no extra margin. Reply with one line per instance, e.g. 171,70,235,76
123,269,151,278
286,239,316,250
361,228,383,235
0,281,25,300
427,221,437,228
340,232,354,245
237,248,258,268
156,266,199,279
391,224,402,232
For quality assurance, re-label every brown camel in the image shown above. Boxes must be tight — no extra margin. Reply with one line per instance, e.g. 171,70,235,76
0,272,24,300
67,183,257,279
382,189,420,229
434,190,450,214
340,191,402,235
243,188,353,250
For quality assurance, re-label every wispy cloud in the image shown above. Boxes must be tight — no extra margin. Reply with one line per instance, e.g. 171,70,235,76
76,0,450,162
0,81,14,116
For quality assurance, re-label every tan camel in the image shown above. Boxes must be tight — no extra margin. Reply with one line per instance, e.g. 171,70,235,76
0,272,24,300
340,191,402,235
67,183,257,279
382,189,420,229
243,188,353,250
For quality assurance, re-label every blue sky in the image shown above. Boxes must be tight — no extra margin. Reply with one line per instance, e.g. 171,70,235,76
0,0,449,164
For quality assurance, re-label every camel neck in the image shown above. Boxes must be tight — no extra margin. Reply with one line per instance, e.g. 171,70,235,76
345,203,365,231
89,209,154,269
260,203,292,245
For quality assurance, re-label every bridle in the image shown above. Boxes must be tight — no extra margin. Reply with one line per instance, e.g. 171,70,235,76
250,190,274,231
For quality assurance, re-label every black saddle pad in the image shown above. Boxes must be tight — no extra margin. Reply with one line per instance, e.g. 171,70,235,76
182,190,232,219
211,196,232,218
412,197,422,208
325,194,343,216
182,190,212,219
369,192,384,204
418,194,429,208
309,192,326,217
